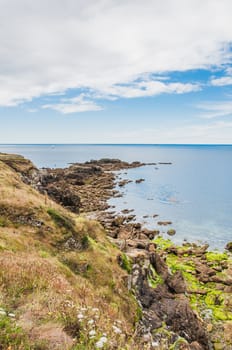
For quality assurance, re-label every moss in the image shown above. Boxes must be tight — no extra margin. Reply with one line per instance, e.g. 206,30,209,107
205,291,223,306
153,236,173,250
148,264,164,288
135,305,143,322
166,254,195,273
206,252,228,263
120,253,132,273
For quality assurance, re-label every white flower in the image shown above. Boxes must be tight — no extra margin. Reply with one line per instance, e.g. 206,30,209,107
151,341,159,347
0,310,6,316
88,319,94,325
89,329,96,337
112,325,122,334
8,313,15,318
77,313,84,320
95,336,108,348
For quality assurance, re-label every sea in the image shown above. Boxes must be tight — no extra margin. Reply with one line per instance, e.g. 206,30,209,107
0,144,231,251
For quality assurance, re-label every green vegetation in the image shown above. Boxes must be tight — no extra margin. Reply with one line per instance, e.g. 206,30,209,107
0,157,141,349
148,264,164,288
153,236,173,250
0,315,30,350
47,208,75,232
206,251,228,262
120,253,132,273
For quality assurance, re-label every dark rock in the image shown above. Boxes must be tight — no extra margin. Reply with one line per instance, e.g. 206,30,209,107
166,270,187,293
126,214,136,221
150,252,169,280
225,241,232,252
121,209,134,214
135,178,145,184
157,221,172,225
133,223,142,229
136,241,147,250
46,185,81,213
118,179,132,187
167,228,176,236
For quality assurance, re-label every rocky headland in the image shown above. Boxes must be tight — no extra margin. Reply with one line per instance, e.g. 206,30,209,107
0,153,231,350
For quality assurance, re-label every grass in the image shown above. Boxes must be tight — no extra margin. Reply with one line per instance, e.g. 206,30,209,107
0,315,30,350
47,208,75,232
0,157,142,349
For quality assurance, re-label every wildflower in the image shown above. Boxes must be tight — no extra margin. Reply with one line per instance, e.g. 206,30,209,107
89,329,96,337
112,325,122,334
77,313,84,320
95,336,107,348
151,341,159,347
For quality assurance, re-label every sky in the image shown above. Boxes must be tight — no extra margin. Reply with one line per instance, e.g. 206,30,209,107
0,0,232,144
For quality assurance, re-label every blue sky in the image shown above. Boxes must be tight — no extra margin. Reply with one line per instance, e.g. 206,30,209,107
0,0,232,144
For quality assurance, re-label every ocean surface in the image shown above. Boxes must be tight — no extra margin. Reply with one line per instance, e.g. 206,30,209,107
0,144,231,250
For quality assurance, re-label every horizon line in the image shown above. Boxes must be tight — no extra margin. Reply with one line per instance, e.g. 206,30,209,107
0,143,232,146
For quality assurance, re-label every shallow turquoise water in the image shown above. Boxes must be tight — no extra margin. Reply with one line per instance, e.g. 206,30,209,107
0,144,231,250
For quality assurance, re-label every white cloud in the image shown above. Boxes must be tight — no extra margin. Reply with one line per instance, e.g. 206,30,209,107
43,94,102,114
197,101,232,119
0,0,232,108
95,80,200,99
42,78,200,113
211,76,232,86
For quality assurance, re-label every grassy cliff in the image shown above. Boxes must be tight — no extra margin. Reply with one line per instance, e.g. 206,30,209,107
0,155,140,350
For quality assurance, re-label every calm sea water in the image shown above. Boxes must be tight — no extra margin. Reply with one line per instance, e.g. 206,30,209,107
0,144,231,250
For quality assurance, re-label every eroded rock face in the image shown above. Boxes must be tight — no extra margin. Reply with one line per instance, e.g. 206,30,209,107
36,159,146,214
130,253,210,349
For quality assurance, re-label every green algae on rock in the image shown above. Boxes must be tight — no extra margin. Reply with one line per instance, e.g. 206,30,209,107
151,236,232,349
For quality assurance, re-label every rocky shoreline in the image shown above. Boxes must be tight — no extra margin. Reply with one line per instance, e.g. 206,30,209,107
2,154,232,350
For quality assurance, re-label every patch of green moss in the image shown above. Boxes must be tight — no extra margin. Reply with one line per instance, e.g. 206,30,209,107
206,252,228,263
148,264,164,288
120,253,132,273
153,236,173,250
203,291,232,321
205,290,223,306
166,254,195,273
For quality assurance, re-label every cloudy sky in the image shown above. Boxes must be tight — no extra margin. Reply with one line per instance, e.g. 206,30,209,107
0,0,232,144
